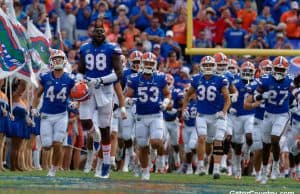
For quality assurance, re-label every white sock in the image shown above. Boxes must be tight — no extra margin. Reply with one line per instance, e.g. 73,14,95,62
236,155,242,169
198,160,204,167
221,154,227,168
87,149,93,163
213,163,220,174
110,156,115,164
102,144,111,165
127,146,134,157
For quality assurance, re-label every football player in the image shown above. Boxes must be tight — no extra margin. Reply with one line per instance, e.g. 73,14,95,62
163,74,184,170
253,56,292,184
32,49,75,177
244,59,272,182
230,61,257,179
125,52,171,180
182,56,231,179
213,52,238,174
77,24,123,178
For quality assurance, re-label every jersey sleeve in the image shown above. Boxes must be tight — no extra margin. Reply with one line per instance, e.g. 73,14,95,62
112,44,122,55
220,76,229,88
256,75,268,93
246,81,258,94
127,74,137,90
191,75,198,90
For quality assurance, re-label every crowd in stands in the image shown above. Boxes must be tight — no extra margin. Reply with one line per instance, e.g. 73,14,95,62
4,0,299,74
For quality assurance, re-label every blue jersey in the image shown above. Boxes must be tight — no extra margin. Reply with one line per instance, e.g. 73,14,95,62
232,78,258,116
163,87,184,121
122,68,136,89
184,99,197,127
40,72,75,114
256,75,292,114
218,71,236,111
127,72,167,115
191,74,228,115
79,42,121,78
254,78,265,120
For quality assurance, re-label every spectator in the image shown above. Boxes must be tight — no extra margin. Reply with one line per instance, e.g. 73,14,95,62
166,50,182,75
172,14,188,60
257,6,275,24
237,0,257,31
114,4,129,33
26,0,47,26
193,9,216,43
140,32,152,52
161,30,181,60
123,20,141,50
224,18,247,48
91,1,112,23
273,32,293,49
56,2,76,44
152,44,165,71
213,8,234,46
280,1,300,39
73,0,92,40
174,66,191,89
14,1,26,22
192,30,212,64
107,23,121,43
144,17,165,46
163,2,178,30
148,0,169,24
130,0,153,31
247,28,269,49
265,0,290,24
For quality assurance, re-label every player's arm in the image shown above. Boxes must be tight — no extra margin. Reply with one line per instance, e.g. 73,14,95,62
161,85,172,110
112,53,123,81
32,80,44,111
76,54,86,81
114,81,126,119
244,94,262,110
229,83,238,103
182,86,195,111
221,85,231,114
291,75,300,100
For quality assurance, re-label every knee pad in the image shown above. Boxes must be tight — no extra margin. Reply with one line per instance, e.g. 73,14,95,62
223,138,231,154
213,141,223,156
234,143,242,155
41,136,52,148
137,138,149,147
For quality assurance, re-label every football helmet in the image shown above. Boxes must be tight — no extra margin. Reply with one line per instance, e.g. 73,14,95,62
272,56,289,80
129,50,143,72
141,52,157,75
49,49,67,71
70,81,90,102
240,61,256,81
214,52,228,74
259,59,272,75
200,56,216,75
227,59,239,75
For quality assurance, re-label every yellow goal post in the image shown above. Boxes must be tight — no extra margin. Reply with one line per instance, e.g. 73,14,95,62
186,0,300,57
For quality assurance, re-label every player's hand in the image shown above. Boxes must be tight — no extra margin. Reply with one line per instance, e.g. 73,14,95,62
229,108,237,115
31,108,40,117
160,98,171,111
262,91,270,100
230,93,238,103
120,107,127,120
1,106,8,117
75,73,84,82
216,111,226,120
69,101,78,110
182,108,190,120
254,93,263,101
125,97,134,107
86,77,103,88
9,113,14,121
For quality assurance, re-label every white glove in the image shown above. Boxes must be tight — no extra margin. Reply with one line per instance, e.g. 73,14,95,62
229,108,237,115
262,91,270,100
182,109,190,120
125,97,134,107
160,98,171,111
166,108,177,115
120,107,127,120
216,111,226,120
75,73,84,82
68,101,78,109
31,108,40,117
86,77,103,88
230,93,238,103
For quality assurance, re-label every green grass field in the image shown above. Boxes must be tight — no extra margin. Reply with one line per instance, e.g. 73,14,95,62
0,170,299,194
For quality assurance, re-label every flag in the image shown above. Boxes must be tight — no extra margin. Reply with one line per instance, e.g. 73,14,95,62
44,17,52,43
56,17,64,50
5,3,38,87
27,19,50,70
0,8,25,79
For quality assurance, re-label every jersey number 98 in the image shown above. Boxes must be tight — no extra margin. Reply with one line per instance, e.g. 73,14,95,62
85,53,107,71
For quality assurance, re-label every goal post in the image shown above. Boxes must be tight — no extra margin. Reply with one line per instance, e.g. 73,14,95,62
185,0,300,56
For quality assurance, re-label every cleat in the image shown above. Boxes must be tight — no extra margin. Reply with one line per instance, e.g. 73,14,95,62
94,160,102,178
186,165,193,175
271,164,280,180
213,173,220,179
260,167,268,184
100,164,110,179
255,174,262,183
220,167,227,173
